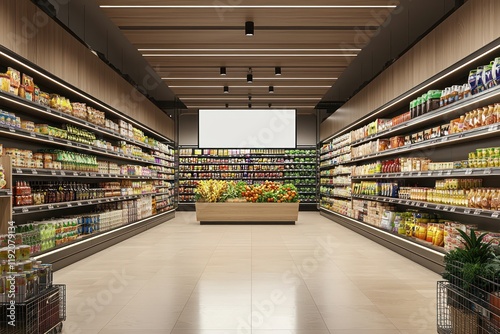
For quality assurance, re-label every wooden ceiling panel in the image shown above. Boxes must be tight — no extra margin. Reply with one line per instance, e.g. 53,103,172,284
97,0,399,110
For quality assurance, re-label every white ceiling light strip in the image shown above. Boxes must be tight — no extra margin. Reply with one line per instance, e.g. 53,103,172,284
162,77,338,80
139,48,362,52
181,97,320,100
101,5,397,9
143,54,358,57
169,85,331,88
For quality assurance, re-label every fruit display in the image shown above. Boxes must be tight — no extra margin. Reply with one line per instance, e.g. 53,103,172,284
240,181,298,203
195,179,298,203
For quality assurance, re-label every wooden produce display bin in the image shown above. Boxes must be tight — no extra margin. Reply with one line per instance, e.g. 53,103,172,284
195,202,299,224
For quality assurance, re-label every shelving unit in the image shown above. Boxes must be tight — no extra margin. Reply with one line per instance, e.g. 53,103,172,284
319,43,500,273
0,50,177,269
178,147,318,207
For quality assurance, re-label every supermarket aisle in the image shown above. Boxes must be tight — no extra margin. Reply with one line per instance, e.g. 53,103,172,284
55,211,440,334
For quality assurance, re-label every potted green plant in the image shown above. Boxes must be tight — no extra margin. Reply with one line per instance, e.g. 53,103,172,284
442,229,495,333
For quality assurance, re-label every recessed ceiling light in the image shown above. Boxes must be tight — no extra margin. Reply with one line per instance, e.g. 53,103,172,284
245,21,254,36
223,86,229,93
275,67,281,76
220,67,226,76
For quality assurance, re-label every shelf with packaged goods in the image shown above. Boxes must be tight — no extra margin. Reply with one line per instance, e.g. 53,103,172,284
349,85,500,148
321,207,446,256
12,194,141,216
0,124,174,167
179,154,288,158
351,167,500,180
351,194,500,219
348,124,500,164
0,189,12,197
179,162,285,166
0,91,173,155
11,168,165,180
322,194,351,200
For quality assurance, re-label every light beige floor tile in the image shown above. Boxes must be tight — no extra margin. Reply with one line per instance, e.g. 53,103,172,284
104,304,181,330
251,306,327,330
98,330,169,334
330,330,400,334
174,305,251,329
169,330,243,334
321,305,397,330
251,331,331,334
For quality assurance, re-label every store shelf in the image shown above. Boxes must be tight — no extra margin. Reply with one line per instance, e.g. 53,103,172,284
0,91,174,155
349,124,500,163
352,194,500,219
11,168,163,180
0,124,173,167
179,162,284,165
321,194,351,199
12,195,140,215
0,189,12,197
352,167,500,179
320,183,351,187
350,85,500,148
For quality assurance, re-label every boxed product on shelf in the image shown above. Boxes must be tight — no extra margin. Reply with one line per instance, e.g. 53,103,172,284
389,136,405,149
6,67,20,95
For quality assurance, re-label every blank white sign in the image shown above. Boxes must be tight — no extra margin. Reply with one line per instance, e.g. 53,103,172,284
199,109,296,148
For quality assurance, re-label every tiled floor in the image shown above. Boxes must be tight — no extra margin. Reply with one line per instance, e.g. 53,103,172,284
55,211,440,334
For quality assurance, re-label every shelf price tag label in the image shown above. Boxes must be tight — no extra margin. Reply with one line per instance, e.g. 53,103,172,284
51,171,57,176
484,169,492,175
73,172,78,176
474,209,482,215
438,171,443,176
492,212,499,218
9,128,15,133
67,203,72,207
443,206,449,211
423,203,428,208
47,205,54,210
450,207,456,212
16,169,22,174
428,171,433,176
21,208,29,213
465,169,473,175
60,171,65,176
66,141,73,146
30,133,36,138
436,206,442,210
48,136,54,141
77,202,82,206
31,169,37,175
488,125,499,132
464,209,471,214
446,171,452,176
441,137,449,142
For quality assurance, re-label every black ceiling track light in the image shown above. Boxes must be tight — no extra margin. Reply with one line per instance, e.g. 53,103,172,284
275,67,282,76
269,86,274,93
248,103,252,108
268,103,272,108
245,21,254,36
220,66,226,76
225,103,229,108
247,67,253,83
223,86,229,93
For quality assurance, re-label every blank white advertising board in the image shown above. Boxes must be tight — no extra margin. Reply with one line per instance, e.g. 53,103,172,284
198,109,296,148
